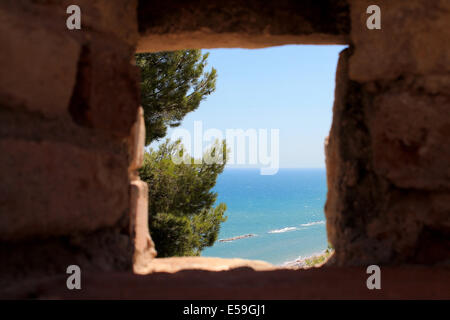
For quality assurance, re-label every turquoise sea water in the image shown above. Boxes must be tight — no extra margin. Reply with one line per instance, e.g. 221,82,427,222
202,168,328,265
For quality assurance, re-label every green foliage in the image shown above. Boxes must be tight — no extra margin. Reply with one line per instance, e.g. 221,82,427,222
136,50,217,145
139,139,228,257
136,49,224,257
303,248,334,267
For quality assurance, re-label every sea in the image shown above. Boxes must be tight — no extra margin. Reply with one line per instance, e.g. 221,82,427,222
201,168,329,266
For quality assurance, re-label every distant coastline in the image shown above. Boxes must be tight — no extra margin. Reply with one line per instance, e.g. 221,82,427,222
282,249,334,268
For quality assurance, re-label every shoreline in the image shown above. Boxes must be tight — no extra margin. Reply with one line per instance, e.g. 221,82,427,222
281,249,334,268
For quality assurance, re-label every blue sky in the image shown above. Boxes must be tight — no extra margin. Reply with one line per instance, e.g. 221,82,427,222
151,45,346,168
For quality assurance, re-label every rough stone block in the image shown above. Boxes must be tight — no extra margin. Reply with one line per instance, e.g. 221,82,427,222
0,138,129,241
349,0,450,82
0,7,80,116
68,38,140,138
91,0,139,46
130,179,157,273
327,41,450,267
137,0,350,51
369,91,450,190
128,106,145,179
0,226,133,289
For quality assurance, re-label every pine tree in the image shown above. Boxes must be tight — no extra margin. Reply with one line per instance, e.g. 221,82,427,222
136,50,217,145
139,139,228,257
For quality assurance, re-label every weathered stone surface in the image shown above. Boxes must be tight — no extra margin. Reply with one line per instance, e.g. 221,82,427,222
364,190,450,264
349,0,450,82
89,0,139,46
1,0,138,46
0,138,129,241
135,257,275,274
368,91,450,190
0,0,141,287
2,266,450,299
128,106,146,179
0,5,80,116
325,48,386,266
137,0,349,51
326,0,450,266
68,38,140,138
130,179,157,274
0,226,133,289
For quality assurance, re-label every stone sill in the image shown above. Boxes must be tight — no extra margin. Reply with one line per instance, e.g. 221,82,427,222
134,256,277,274
2,264,449,299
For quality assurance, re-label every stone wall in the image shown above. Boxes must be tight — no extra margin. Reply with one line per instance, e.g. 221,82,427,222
0,0,153,287
325,0,450,265
0,0,449,291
